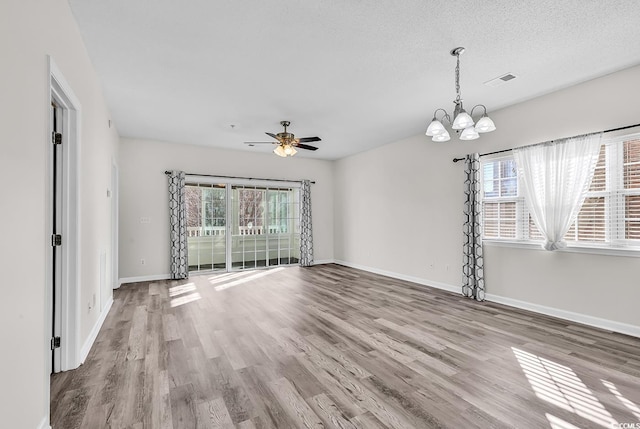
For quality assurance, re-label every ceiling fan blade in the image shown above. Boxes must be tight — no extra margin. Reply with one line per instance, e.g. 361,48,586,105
244,142,276,145
266,132,280,140
297,136,321,143
295,143,319,151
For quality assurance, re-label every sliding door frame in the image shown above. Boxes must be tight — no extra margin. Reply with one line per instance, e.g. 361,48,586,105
186,175,301,273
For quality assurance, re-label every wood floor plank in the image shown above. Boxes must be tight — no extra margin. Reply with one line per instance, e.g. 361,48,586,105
126,305,148,361
268,377,324,428
196,397,235,428
215,330,248,370
169,383,198,429
308,393,358,429
51,264,640,429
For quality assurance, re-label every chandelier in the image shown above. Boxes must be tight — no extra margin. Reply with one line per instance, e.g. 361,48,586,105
426,47,496,142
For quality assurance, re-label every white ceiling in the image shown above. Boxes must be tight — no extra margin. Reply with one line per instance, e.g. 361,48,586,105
68,0,640,160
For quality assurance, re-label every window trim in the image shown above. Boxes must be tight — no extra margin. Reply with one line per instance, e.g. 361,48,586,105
483,238,640,258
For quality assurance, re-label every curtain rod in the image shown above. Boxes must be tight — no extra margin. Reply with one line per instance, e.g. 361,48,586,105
452,122,640,163
163,171,315,184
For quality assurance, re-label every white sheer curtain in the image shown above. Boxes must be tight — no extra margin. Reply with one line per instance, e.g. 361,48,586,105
513,134,602,250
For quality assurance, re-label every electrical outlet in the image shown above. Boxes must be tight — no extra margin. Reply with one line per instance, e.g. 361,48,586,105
140,217,151,224
141,259,146,265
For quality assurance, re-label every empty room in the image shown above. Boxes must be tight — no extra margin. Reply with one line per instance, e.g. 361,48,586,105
3,0,640,428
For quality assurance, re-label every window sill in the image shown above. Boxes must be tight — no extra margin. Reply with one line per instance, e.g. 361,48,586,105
482,239,640,258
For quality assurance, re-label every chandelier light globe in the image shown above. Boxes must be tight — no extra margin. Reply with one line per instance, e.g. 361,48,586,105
284,144,293,155
432,130,451,142
475,115,496,133
426,47,496,142
426,118,446,136
274,145,286,157
460,126,480,140
452,110,474,130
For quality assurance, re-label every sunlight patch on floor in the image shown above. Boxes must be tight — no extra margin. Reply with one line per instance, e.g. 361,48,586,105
169,282,197,297
170,292,201,307
546,413,582,429
169,282,201,307
208,271,253,285
213,267,285,291
512,347,617,428
602,379,640,420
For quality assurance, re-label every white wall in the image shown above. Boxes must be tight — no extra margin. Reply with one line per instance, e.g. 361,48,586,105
334,64,640,331
0,0,119,427
119,138,334,281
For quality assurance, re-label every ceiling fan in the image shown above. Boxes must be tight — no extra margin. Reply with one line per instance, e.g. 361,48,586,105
244,121,321,157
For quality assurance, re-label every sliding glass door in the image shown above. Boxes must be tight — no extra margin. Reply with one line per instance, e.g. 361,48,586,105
186,180,300,273
185,183,227,272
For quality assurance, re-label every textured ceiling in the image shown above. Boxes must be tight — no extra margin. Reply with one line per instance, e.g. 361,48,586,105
68,0,640,160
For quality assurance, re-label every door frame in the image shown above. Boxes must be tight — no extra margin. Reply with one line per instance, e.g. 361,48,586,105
111,159,119,289
46,57,82,377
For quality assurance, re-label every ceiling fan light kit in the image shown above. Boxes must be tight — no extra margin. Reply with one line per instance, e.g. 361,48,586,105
273,143,297,157
426,47,496,142
245,120,320,157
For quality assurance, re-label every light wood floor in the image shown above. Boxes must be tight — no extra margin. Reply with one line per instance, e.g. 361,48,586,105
51,264,640,428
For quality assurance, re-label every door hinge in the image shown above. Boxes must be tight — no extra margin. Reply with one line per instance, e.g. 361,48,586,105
51,234,62,246
51,336,61,350
52,132,62,145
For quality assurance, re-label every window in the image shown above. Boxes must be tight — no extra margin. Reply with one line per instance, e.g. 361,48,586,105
186,184,226,237
482,158,518,239
623,139,640,239
481,133,640,251
564,145,606,242
235,187,297,235
237,188,265,234
268,189,292,234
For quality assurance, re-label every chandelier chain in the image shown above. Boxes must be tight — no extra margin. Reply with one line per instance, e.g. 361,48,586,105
455,54,461,102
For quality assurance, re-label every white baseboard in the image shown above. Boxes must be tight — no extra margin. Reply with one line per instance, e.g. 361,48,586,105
333,260,461,295
485,293,640,338
118,274,171,287
118,264,335,286
37,415,51,429
333,259,639,339
312,259,335,266
80,296,113,363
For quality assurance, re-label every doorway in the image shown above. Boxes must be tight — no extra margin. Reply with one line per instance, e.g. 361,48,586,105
185,180,301,273
48,58,81,374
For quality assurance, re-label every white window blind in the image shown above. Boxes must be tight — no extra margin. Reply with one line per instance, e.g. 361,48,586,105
482,157,519,239
564,144,606,243
481,133,640,251
621,138,640,240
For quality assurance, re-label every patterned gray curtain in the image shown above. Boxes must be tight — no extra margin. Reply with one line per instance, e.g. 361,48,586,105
299,180,314,267
167,171,188,279
462,154,485,301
